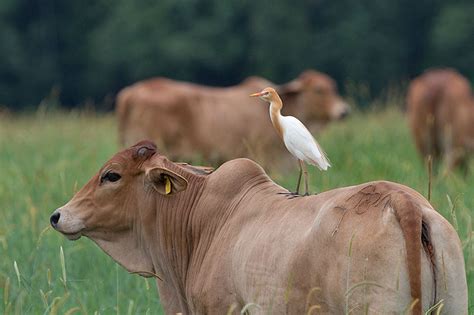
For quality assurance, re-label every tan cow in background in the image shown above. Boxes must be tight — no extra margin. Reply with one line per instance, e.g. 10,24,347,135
116,70,349,164
50,141,467,314
407,68,474,171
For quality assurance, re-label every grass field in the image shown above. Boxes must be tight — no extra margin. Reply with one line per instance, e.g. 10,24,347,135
0,107,473,313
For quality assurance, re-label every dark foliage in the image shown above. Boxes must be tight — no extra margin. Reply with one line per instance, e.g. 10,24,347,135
0,0,472,109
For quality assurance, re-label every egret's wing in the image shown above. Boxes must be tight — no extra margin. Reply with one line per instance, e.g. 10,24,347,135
281,116,331,170
282,117,321,158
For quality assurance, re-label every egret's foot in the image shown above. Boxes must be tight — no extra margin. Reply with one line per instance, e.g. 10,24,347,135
302,192,310,197
277,191,299,195
287,194,301,200
277,191,301,199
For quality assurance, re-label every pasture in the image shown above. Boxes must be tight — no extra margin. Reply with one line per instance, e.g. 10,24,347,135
0,106,472,313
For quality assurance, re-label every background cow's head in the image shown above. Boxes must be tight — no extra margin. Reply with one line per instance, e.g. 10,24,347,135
278,70,350,124
50,141,189,274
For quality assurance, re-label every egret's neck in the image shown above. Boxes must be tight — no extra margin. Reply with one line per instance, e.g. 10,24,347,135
269,99,284,139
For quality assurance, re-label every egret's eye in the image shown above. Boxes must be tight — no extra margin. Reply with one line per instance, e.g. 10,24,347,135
100,171,122,184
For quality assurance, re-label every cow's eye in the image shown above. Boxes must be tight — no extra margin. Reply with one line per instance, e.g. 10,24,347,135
101,171,121,184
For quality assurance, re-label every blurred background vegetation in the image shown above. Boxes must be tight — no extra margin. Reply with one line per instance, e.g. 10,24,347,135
0,0,473,110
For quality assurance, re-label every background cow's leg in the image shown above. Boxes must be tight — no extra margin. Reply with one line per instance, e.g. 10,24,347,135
444,150,461,175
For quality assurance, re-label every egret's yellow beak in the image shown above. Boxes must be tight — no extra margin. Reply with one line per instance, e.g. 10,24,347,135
249,92,264,97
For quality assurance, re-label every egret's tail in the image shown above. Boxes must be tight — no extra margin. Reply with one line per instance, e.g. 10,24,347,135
310,140,331,171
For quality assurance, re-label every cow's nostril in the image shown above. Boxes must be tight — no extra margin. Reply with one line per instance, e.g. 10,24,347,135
50,212,61,227
340,111,349,119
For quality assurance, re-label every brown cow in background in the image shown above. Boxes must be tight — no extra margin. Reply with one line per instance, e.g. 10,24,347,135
407,68,474,172
116,70,349,164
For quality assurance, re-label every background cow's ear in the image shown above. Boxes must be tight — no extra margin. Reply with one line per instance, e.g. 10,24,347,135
277,79,304,95
146,167,188,195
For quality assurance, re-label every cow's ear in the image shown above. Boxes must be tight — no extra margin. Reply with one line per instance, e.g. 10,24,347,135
146,167,188,195
277,79,304,95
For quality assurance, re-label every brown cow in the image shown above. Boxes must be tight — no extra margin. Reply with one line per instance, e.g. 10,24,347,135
50,141,467,314
116,70,349,164
407,68,474,171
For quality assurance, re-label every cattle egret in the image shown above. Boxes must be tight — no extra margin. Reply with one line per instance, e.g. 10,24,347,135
250,87,330,196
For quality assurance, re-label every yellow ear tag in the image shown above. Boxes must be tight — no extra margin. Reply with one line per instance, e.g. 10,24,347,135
165,176,171,195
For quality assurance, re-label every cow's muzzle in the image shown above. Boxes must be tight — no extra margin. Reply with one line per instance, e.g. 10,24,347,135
339,109,350,119
50,208,84,240
331,100,351,120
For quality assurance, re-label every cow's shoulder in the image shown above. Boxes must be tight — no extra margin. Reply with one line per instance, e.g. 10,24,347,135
213,158,267,181
204,159,269,195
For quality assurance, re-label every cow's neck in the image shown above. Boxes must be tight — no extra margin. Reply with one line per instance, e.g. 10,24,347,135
148,165,208,310
89,231,155,277
147,159,272,311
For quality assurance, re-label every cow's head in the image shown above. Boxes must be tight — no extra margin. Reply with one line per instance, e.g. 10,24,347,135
50,141,189,274
278,70,350,123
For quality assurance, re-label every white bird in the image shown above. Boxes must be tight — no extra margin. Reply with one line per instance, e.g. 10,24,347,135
250,87,330,196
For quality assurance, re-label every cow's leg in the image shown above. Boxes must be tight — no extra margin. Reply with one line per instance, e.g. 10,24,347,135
445,148,467,175
440,125,467,176
459,158,469,177
425,213,468,313
156,280,183,314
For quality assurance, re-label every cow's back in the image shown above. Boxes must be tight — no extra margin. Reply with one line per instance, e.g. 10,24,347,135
191,166,466,313
116,77,283,163
116,79,195,153
204,175,467,314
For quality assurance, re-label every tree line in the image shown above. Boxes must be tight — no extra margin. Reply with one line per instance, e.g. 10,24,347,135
0,0,472,110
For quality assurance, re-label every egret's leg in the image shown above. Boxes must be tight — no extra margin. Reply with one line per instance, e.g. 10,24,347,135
295,160,303,195
277,160,303,198
301,161,310,196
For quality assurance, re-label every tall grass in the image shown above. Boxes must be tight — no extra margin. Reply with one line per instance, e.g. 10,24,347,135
0,112,162,314
0,107,472,313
